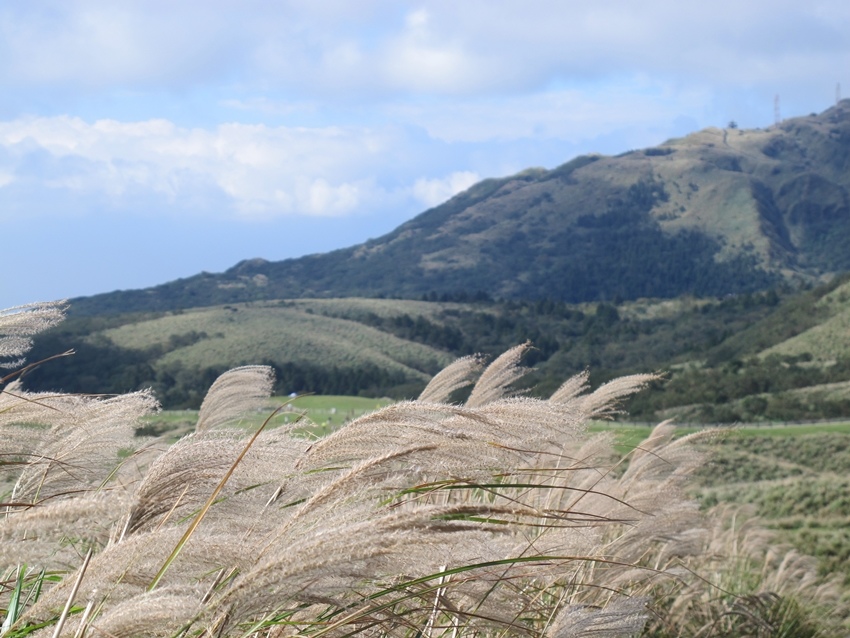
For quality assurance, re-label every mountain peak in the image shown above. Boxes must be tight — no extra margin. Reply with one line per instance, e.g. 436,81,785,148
71,104,850,315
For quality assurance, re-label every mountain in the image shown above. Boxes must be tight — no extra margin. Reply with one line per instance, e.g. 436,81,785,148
71,101,850,315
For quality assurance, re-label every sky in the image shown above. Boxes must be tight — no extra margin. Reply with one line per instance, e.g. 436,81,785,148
2,1,850,308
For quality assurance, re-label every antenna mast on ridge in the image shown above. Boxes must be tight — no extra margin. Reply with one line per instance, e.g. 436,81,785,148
838,82,842,105
774,95,781,125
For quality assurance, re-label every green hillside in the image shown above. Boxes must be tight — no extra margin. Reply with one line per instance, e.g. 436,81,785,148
100,302,450,377
759,278,850,361
24,102,850,420
24,280,850,421
24,300,460,407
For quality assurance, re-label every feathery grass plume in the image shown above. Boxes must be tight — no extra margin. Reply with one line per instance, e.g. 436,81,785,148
0,389,53,465
576,373,661,419
294,399,574,484
1,301,69,475
209,506,524,635
418,354,485,404
465,342,531,408
0,337,33,370
125,366,306,536
19,527,216,631
292,401,481,469
123,428,308,539
549,368,590,404
124,430,252,535
11,389,158,504
195,365,275,433
549,596,648,637
0,301,66,371
0,492,130,569
64,586,203,638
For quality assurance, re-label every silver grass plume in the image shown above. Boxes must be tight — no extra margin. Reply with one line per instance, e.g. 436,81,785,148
418,354,485,403
549,369,590,404
126,366,301,536
465,342,531,408
6,341,843,637
550,597,648,638
76,586,203,638
123,427,308,536
12,389,159,503
195,365,275,432
0,300,66,369
0,492,130,569
577,373,661,419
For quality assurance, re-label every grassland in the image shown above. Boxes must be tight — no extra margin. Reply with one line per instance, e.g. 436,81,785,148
689,426,850,591
101,301,453,377
761,279,850,361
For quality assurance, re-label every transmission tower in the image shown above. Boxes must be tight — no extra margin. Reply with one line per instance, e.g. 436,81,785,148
838,82,842,104
774,94,781,125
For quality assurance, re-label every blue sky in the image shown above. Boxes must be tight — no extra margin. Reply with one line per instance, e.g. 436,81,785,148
2,0,849,308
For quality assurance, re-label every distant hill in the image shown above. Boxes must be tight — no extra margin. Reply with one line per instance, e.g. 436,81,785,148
24,279,850,421
71,101,850,315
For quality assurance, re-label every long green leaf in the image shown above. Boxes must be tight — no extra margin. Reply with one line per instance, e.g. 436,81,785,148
1,564,26,634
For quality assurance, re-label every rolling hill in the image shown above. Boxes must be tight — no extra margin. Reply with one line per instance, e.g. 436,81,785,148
23,278,850,420
71,101,850,315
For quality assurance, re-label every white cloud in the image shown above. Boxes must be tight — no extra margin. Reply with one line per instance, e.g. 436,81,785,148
0,116,404,218
413,171,480,208
0,4,234,89
3,1,848,102
1,1,848,223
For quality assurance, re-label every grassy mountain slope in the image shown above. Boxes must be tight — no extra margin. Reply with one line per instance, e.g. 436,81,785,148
100,302,451,376
71,101,850,315
759,277,850,361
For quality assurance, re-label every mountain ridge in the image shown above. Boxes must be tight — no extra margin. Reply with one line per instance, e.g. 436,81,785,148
70,101,850,315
